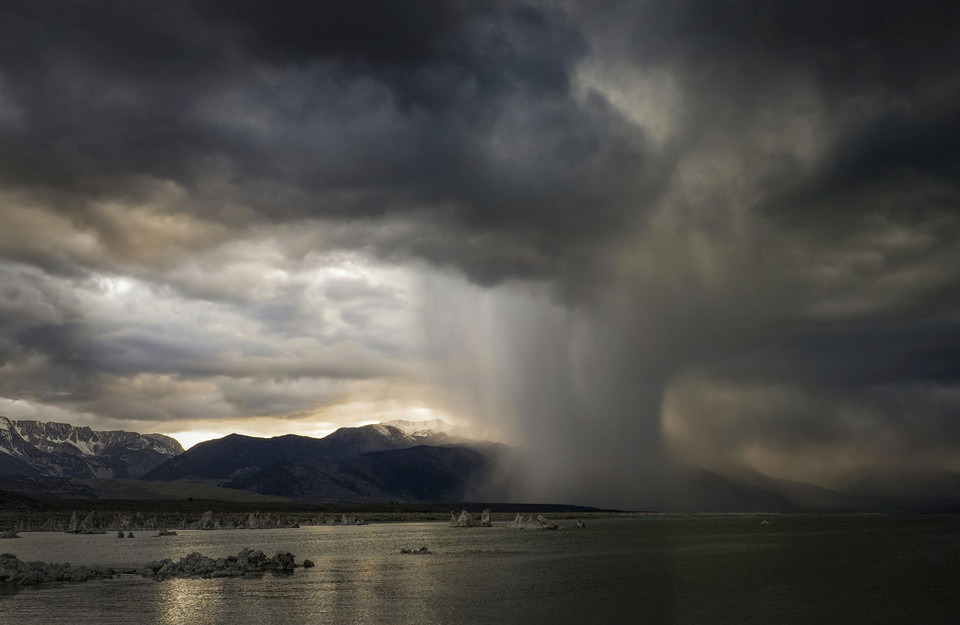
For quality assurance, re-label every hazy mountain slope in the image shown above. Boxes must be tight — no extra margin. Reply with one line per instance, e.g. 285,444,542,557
713,465,869,512
75,479,289,502
228,445,493,503
667,464,960,513
836,466,960,501
227,459,378,501
0,475,100,499
0,488,49,510
668,466,797,512
353,445,492,502
0,453,41,476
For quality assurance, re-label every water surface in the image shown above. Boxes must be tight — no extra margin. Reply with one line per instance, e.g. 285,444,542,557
2,515,959,624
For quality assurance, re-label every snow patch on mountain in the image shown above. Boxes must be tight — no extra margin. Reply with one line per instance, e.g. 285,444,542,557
371,424,392,437
381,419,454,437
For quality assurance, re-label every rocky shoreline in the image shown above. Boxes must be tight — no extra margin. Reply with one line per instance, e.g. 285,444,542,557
0,548,313,586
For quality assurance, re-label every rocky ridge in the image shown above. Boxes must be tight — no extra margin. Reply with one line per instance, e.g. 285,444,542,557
0,417,183,479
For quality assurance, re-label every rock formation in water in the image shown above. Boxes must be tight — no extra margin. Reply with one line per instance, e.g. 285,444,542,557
400,546,431,554
141,549,303,580
452,509,492,527
510,513,559,530
0,530,20,539
0,548,311,586
243,511,300,529
59,510,158,534
192,510,219,530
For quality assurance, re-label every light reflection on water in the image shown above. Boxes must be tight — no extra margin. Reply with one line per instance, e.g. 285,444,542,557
2,516,960,624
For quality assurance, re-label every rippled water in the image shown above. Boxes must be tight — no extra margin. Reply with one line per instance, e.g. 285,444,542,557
3,515,960,624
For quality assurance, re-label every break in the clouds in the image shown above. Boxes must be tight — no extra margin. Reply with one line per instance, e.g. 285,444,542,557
1,1,960,507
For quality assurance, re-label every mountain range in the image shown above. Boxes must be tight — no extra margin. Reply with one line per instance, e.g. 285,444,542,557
4,416,960,512
0,417,183,479
143,423,499,502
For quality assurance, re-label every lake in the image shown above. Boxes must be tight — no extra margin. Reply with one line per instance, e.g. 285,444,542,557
2,515,959,624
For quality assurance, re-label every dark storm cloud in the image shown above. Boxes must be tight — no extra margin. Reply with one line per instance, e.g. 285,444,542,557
620,0,960,222
2,1,960,504
0,0,654,282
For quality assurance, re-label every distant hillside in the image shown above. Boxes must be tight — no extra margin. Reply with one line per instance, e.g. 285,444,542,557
0,475,100,499
0,475,290,502
662,464,960,513
144,424,496,503
0,417,183,479
144,424,419,481
0,488,49,510
230,445,492,502
76,479,290,502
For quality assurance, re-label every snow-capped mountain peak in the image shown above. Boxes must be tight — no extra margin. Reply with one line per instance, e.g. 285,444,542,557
0,417,183,479
375,419,461,446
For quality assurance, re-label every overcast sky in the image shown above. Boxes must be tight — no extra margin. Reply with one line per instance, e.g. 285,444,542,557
1,1,959,507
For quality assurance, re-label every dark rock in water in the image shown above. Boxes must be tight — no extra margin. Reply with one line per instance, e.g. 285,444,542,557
117,531,125,538
1,548,309,586
0,530,20,539
268,551,295,572
451,509,492,528
302,559,315,568
400,546,431,555
509,513,560,530
0,553,118,586
142,549,304,580
156,529,177,537
127,532,134,538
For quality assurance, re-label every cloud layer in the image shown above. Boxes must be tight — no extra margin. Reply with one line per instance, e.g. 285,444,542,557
1,1,960,506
